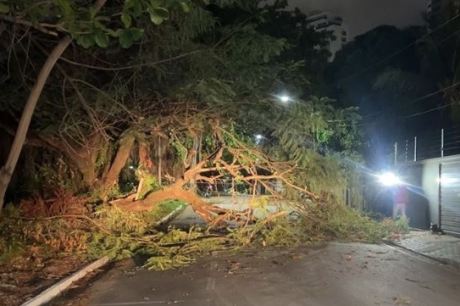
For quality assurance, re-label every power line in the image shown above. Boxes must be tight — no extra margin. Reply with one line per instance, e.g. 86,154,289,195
356,80,460,125
405,101,460,119
336,13,460,84
405,103,453,118
406,80,460,106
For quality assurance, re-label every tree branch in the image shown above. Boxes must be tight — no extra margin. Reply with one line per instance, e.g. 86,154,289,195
58,50,202,71
0,15,59,36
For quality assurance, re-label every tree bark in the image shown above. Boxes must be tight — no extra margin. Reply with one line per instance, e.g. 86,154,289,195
157,136,162,186
100,135,136,198
135,142,154,200
115,180,219,222
0,36,72,211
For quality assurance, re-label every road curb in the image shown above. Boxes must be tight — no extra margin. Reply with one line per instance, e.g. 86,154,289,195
384,240,460,271
155,204,187,226
384,240,447,264
19,205,185,306
20,256,110,306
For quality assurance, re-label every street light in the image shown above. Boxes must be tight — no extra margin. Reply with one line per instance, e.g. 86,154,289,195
377,172,402,187
279,95,291,103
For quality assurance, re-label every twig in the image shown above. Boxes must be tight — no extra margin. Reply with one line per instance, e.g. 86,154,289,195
0,15,59,36
58,50,202,71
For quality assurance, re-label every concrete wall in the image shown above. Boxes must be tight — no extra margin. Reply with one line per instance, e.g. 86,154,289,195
421,159,440,225
402,155,460,229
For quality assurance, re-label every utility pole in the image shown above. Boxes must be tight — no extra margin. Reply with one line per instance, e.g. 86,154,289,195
394,142,398,166
441,129,445,158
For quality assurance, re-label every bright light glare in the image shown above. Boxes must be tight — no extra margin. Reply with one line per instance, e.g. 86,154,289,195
378,172,402,186
279,95,291,103
437,176,459,185
255,134,263,140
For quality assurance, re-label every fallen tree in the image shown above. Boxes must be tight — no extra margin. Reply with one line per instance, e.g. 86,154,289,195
104,104,318,225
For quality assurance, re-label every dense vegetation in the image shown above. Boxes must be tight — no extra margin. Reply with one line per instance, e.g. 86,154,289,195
0,0,361,207
0,1,414,304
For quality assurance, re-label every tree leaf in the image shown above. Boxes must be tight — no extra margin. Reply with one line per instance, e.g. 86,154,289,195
130,28,144,41
148,7,169,25
94,31,109,48
154,7,169,18
118,28,144,48
149,0,162,8
121,13,132,28
119,30,134,48
180,2,191,13
76,35,95,48
0,3,9,13
149,13,164,25
126,0,143,17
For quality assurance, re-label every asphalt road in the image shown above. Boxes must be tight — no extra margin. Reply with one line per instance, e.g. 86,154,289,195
57,242,460,306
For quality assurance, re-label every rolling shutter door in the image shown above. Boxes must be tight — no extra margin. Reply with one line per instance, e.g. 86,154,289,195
440,161,460,234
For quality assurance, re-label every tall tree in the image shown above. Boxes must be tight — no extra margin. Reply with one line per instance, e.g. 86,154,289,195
0,0,196,211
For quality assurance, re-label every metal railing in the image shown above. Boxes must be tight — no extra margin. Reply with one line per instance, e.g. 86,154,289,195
394,126,460,164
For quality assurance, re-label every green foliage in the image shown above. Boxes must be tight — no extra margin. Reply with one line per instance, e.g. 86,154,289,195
118,28,144,48
150,200,187,221
87,232,138,260
0,1,9,13
136,174,160,200
87,201,186,260
0,1,373,275
171,138,189,164
258,218,304,247
0,239,25,263
1,0,196,49
0,207,26,263
381,216,410,235
144,254,194,270
299,202,409,243
2,0,357,202
1,193,408,274
95,200,186,235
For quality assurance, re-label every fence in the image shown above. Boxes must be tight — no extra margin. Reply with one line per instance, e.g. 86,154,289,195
394,126,460,164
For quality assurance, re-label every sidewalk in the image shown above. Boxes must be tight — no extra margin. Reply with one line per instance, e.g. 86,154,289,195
392,231,460,268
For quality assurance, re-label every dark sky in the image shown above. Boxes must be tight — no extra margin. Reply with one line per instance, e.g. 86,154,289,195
289,0,427,37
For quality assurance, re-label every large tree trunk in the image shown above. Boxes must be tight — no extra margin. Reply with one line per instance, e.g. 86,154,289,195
65,133,105,187
135,142,155,200
0,37,72,212
115,180,219,222
100,135,136,198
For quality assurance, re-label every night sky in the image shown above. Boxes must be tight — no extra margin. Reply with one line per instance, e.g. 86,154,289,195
289,0,427,37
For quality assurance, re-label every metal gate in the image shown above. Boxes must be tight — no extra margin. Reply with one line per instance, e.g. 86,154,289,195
440,161,460,234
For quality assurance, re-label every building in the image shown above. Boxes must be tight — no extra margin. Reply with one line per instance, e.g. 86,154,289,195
387,128,460,235
306,11,348,61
